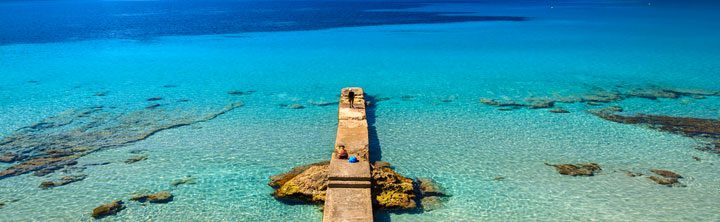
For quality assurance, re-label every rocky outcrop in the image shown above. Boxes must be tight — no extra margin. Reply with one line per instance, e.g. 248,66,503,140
130,191,174,203
546,163,601,176
273,164,328,203
371,163,416,209
91,200,124,219
39,174,87,189
0,101,244,180
269,161,448,211
648,169,683,187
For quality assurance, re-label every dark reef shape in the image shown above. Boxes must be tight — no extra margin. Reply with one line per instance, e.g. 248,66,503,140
546,163,602,176
170,175,197,187
647,169,684,187
92,200,124,219
146,97,163,101
590,112,720,139
309,101,339,107
269,161,448,211
145,103,161,109
549,108,570,114
280,104,305,109
130,191,174,203
0,101,244,180
39,174,87,189
124,154,148,164
94,91,109,97
480,86,720,111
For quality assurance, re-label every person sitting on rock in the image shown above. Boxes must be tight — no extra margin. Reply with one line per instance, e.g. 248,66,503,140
336,145,348,159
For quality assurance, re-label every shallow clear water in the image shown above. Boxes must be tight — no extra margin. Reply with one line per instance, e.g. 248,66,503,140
1,1,720,221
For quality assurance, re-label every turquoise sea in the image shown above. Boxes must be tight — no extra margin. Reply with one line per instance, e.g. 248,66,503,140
1,0,719,221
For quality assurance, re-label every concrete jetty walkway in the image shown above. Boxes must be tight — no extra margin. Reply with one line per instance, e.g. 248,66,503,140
322,87,374,222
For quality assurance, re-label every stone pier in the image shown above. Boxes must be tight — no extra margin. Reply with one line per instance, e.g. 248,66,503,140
322,87,374,222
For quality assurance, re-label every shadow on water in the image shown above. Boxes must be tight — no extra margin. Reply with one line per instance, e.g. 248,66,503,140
365,95,382,163
365,95,426,222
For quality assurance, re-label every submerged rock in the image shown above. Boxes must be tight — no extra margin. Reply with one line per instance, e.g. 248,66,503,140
0,152,18,163
546,163,601,176
145,103,161,109
416,177,447,197
170,175,197,187
94,91,109,97
479,98,523,107
549,108,570,114
0,201,4,209
647,169,683,187
309,101,338,107
400,95,416,101
39,174,87,189
420,196,443,211
227,90,246,95
590,113,720,139
0,102,244,180
91,200,124,219
648,176,680,187
526,98,555,109
650,169,682,179
130,191,174,203
279,103,306,109
124,155,148,164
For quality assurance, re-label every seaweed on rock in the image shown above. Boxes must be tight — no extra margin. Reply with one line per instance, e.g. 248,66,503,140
0,101,244,179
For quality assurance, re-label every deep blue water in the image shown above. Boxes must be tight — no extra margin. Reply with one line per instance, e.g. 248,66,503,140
0,0,530,45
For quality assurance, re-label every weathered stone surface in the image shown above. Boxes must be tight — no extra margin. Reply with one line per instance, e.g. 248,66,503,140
268,161,329,189
371,164,415,209
39,174,87,189
124,155,148,164
546,163,601,176
91,200,124,219
0,102,244,180
130,191,174,203
170,175,197,187
273,164,329,203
